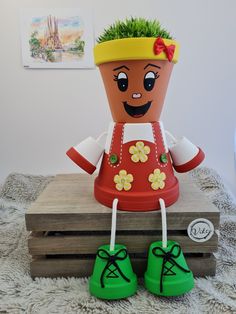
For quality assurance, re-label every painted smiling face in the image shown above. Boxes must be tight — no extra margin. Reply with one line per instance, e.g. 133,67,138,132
99,59,174,123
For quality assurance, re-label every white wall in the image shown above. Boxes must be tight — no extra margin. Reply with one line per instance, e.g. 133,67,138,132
1,0,236,195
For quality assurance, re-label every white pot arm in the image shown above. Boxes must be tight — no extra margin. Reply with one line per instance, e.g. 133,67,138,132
165,130,205,172
66,131,107,174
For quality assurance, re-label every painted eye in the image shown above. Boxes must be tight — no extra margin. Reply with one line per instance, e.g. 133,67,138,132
116,72,128,92
144,71,158,91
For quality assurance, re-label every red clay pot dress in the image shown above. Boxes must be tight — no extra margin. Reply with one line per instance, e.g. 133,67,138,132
94,121,179,211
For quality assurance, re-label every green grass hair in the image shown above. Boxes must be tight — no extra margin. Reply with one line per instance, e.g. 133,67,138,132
97,17,173,43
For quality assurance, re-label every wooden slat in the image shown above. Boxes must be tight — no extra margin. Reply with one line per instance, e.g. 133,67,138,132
28,232,218,255
25,174,220,231
30,254,216,278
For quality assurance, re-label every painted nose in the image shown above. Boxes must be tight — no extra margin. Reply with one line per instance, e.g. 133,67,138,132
132,93,142,99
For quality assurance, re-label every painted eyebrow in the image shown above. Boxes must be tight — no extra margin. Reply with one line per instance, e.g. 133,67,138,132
113,65,130,71
144,63,161,70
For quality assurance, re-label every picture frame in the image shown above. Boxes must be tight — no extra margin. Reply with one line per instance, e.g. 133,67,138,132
20,8,94,68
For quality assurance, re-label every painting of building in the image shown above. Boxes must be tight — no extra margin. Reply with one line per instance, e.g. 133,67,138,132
21,9,94,68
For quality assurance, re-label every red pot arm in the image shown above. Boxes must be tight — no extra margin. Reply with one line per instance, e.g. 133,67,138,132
172,147,205,173
167,133,205,173
66,147,97,174
66,136,105,175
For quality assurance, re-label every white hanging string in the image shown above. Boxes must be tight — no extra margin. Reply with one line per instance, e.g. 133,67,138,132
159,198,167,248
110,198,118,251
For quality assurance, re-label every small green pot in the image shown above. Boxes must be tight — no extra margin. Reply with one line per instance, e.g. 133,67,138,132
89,244,137,300
144,240,194,297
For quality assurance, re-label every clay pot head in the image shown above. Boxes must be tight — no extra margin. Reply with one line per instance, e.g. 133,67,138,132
94,38,179,123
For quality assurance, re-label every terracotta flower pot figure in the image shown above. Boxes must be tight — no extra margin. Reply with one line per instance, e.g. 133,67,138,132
67,18,205,211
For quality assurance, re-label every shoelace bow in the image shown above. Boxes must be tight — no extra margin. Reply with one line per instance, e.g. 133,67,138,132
152,244,190,293
97,248,130,288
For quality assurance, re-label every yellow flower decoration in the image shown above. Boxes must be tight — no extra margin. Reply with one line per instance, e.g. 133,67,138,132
148,169,166,190
129,141,150,163
114,170,133,191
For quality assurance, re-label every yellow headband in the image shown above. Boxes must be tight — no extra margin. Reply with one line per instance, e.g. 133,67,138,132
94,37,179,65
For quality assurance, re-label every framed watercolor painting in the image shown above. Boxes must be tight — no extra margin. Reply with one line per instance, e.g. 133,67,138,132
20,9,94,68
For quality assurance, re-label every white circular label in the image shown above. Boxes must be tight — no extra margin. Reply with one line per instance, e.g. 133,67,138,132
187,218,214,242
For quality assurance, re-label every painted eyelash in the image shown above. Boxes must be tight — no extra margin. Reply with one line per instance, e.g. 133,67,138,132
114,72,159,81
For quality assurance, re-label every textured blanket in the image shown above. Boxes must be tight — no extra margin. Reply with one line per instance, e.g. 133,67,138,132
0,168,235,313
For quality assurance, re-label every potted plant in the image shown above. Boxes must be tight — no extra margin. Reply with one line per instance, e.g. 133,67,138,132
67,18,205,211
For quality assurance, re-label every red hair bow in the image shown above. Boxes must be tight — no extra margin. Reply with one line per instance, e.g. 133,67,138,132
153,37,175,62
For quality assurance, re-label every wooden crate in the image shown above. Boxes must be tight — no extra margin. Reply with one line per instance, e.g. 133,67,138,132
25,174,220,278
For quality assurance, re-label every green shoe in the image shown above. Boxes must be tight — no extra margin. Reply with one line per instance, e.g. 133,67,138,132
144,240,194,297
89,244,137,300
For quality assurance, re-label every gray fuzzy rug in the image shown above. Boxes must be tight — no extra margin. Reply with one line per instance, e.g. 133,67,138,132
0,168,235,314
